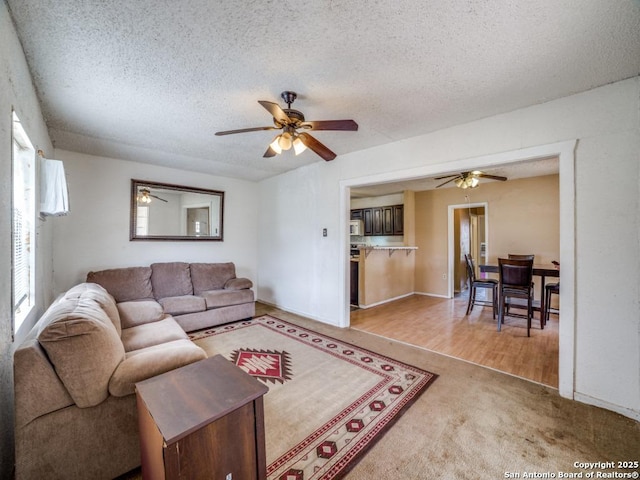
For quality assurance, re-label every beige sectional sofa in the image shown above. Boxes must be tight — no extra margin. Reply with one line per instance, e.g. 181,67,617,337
14,262,255,479
86,261,255,331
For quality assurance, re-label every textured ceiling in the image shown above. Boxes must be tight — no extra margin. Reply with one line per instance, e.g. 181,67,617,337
7,0,640,182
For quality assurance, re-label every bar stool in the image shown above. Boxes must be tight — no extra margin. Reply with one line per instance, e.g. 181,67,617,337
544,282,559,324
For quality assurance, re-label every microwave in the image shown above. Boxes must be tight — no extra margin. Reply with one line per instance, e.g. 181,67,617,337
349,220,363,236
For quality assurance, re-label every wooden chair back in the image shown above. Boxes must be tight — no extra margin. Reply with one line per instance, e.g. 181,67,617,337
498,257,534,290
464,254,477,283
507,253,535,261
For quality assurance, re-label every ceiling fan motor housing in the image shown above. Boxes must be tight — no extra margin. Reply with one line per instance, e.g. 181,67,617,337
283,109,305,123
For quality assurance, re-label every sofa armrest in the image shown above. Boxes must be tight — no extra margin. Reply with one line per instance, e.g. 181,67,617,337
224,277,253,290
108,340,206,397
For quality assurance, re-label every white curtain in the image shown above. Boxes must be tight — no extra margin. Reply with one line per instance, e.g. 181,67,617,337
39,156,70,216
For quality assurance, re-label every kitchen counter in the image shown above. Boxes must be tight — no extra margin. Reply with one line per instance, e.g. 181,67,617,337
356,246,417,308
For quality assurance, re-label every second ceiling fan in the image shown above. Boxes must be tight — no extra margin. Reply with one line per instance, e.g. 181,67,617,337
435,171,507,189
215,91,358,161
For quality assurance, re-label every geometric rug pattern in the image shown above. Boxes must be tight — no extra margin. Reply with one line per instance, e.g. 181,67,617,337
230,348,293,384
190,315,438,480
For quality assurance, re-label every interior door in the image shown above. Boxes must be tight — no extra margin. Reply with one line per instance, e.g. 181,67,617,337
187,207,210,236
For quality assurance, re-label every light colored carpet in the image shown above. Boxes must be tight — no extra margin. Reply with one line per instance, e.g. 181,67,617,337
256,304,640,480
119,304,640,480
190,315,436,479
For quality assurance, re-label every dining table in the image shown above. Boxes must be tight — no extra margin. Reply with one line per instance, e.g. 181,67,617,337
479,263,559,327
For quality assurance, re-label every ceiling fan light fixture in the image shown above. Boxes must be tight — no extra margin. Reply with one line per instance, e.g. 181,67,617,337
138,189,152,203
293,136,307,155
278,132,293,151
269,135,283,154
455,176,479,189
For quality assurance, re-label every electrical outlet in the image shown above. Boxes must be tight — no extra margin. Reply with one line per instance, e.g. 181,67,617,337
442,273,447,279
322,228,327,237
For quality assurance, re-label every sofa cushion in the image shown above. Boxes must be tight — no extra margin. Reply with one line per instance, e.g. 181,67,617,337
158,295,206,316
200,289,255,309
121,317,188,352
108,340,207,397
117,300,165,329
86,267,153,302
151,262,193,299
190,262,236,294
37,296,125,408
64,282,122,335
224,277,253,290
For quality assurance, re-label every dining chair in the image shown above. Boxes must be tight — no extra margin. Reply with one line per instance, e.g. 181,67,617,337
508,253,535,261
464,254,498,318
544,282,559,323
505,253,535,316
544,262,560,324
498,257,535,336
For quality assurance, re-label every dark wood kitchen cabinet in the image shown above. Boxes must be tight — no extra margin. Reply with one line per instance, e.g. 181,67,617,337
363,208,373,235
393,205,404,235
372,207,383,235
351,204,403,236
382,206,394,235
350,260,359,306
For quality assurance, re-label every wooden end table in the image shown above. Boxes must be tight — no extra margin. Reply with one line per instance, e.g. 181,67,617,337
135,355,269,480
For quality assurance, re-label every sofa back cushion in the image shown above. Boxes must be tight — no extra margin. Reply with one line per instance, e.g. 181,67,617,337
151,262,193,299
64,282,122,335
116,300,165,329
37,294,125,408
86,267,153,302
190,262,236,294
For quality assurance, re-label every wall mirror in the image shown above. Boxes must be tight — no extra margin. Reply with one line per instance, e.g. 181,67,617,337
130,179,224,241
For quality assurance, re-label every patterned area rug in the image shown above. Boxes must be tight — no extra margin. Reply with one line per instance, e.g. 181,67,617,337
190,315,437,480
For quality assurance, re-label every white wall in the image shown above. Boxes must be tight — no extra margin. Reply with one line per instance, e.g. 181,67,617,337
0,1,55,476
52,150,259,293
257,77,640,420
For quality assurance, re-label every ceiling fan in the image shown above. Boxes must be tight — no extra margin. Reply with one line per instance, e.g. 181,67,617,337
215,91,358,161
435,171,507,189
138,188,168,204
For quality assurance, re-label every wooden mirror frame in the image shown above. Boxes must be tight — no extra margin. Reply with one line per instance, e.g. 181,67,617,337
130,179,224,241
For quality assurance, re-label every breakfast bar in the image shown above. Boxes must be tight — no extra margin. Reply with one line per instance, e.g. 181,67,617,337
356,246,418,308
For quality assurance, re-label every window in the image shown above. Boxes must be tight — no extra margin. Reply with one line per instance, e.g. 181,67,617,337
136,205,149,235
12,111,36,333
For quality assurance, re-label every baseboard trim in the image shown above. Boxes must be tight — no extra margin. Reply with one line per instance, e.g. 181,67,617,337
255,299,343,328
358,292,415,309
414,291,450,299
573,392,640,422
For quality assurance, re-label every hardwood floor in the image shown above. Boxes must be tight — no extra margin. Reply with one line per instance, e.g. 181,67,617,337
350,293,559,387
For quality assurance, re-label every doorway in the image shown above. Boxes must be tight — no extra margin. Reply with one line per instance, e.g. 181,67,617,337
186,206,210,236
447,202,488,298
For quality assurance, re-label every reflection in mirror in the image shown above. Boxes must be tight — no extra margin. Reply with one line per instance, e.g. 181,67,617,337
130,179,224,241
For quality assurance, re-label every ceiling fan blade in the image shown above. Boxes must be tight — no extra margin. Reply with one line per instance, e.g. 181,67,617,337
301,120,358,131
434,174,459,180
258,100,291,124
298,132,337,161
263,145,278,158
435,177,458,188
476,173,507,181
150,195,168,202
215,126,278,136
